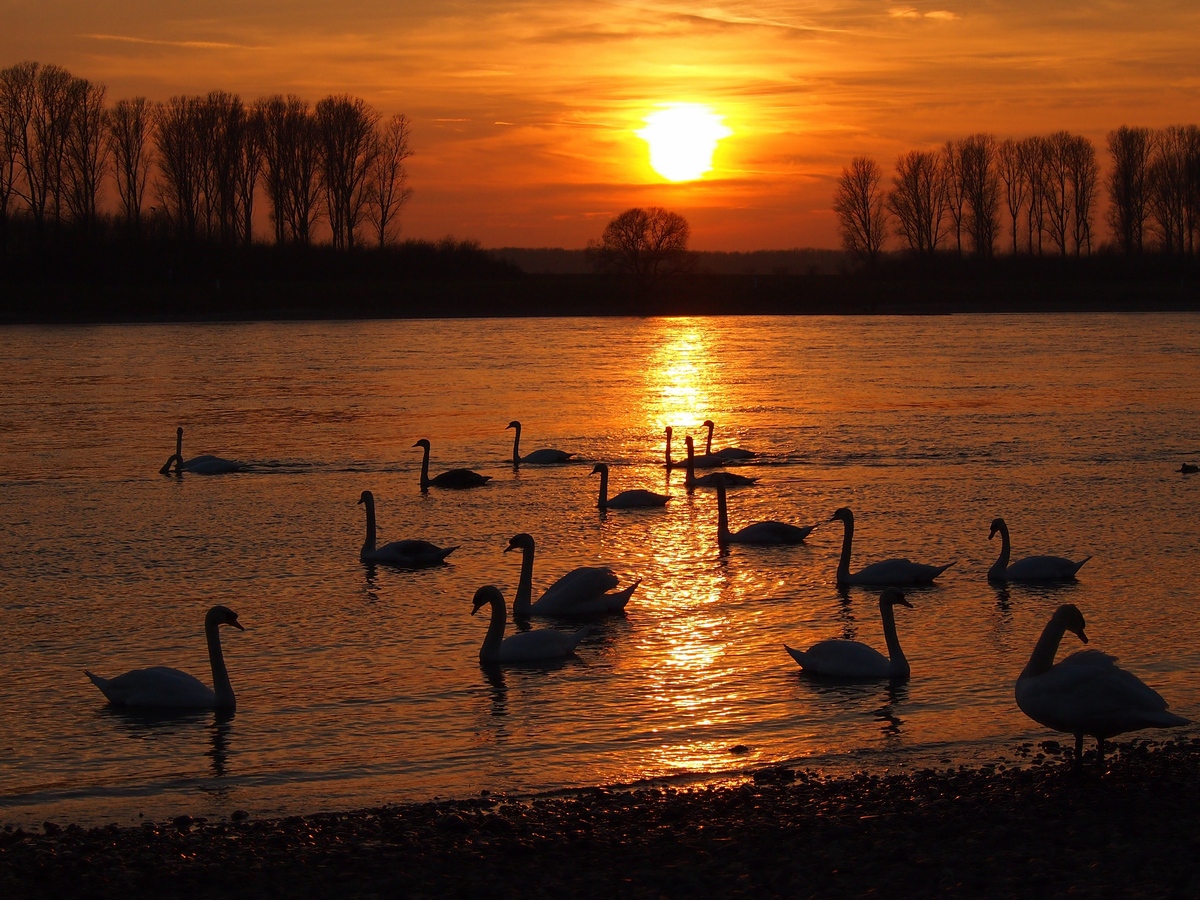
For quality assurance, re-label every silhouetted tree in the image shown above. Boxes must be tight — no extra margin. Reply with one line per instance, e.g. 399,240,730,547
1021,135,1048,254
941,140,966,254
203,91,254,245
62,76,107,238
997,138,1029,254
153,95,205,239
588,206,691,287
832,156,888,263
1106,125,1154,254
1067,134,1099,255
107,96,153,235
258,95,322,245
959,133,1000,256
0,63,24,245
316,95,379,251
366,113,413,247
1149,125,1200,254
887,150,947,255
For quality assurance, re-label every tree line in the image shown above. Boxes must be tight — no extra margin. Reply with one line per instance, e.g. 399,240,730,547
0,61,413,253
834,126,1200,262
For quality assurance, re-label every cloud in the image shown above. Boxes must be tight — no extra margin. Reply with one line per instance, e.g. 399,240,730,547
83,33,265,51
888,7,958,21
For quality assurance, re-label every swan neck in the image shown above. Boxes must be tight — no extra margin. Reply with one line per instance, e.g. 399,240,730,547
705,422,714,455
1021,617,1067,680
206,619,235,709
513,545,534,615
175,430,183,458
664,432,673,468
880,601,907,671
596,468,608,508
990,523,1011,578
419,444,430,487
480,596,506,661
362,497,376,556
511,425,521,464
716,482,730,545
837,516,854,581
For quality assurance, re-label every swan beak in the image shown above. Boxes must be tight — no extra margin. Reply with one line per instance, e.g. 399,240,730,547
471,600,486,615
988,529,997,540
1072,627,1088,644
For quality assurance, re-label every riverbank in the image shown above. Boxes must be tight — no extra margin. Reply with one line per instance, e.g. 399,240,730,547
4,738,1199,898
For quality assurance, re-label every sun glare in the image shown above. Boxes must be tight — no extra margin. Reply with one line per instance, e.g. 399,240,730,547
637,104,732,182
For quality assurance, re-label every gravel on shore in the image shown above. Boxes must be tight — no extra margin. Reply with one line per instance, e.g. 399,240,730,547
4,738,1200,899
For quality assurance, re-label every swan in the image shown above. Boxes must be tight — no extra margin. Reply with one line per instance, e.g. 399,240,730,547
507,420,573,465
988,517,1090,582
591,463,670,509
85,605,244,709
1015,603,1190,765
831,507,954,587
1180,463,1198,474
784,587,913,679
702,419,757,460
665,426,722,470
358,490,457,567
684,436,757,488
472,584,588,664
505,532,639,617
413,439,491,489
715,474,814,546
159,427,246,475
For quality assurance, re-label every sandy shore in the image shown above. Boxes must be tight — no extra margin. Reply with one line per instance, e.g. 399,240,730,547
4,738,1200,899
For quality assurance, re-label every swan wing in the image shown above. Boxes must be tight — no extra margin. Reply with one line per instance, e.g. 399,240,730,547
86,666,216,708
731,521,814,545
498,627,588,662
182,455,246,475
431,468,491,488
607,489,670,508
784,640,891,678
370,539,457,567
1006,555,1091,581
534,567,619,613
716,447,757,460
850,558,951,585
522,448,573,464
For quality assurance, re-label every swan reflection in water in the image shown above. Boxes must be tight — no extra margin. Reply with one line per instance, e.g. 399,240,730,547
98,706,236,778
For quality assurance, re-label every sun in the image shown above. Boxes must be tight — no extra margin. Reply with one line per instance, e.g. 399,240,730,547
637,104,732,182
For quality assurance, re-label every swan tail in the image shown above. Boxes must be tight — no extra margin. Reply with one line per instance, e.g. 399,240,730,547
607,579,641,611
568,627,590,651
783,644,808,668
1073,556,1092,575
85,670,115,702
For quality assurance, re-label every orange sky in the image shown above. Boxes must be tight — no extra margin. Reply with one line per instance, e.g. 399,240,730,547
4,1,1199,250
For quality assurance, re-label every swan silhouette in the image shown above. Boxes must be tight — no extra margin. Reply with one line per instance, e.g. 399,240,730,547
665,426,722,470
159,427,246,475
715,474,814,547
507,420,573,465
1180,463,1198,474
1016,604,1190,766
358,490,457,567
413,439,491,489
684,436,756,488
784,587,912,679
85,605,244,709
831,507,954,587
505,533,639,616
472,584,588,664
988,517,1090,582
591,463,670,509
702,419,757,460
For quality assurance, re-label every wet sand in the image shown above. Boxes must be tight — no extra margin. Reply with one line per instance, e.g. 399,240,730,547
4,737,1199,898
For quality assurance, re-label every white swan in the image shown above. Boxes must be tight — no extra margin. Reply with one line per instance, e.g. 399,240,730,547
988,517,1090,582
85,605,244,709
413,439,491,489
784,587,912,679
505,532,639,617
702,419,757,460
159,426,246,475
664,426,722,470
507,420,573,465
1016,603,1190,765
715,474,814,546
684,436,757,488
831,507,954,587
591,462,670,509
471,584,588,664
358,490,457,567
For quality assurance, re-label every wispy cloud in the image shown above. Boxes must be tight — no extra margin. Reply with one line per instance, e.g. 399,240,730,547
888,7,959,21
83,33,266,51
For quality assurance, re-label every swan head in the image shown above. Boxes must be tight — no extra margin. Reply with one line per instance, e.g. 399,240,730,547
205,605,245,631
471,584,505,616
505,533,534,553
159,454,180,475
506,420,521,431
1052,604,1088,644
590,463,608,476
357,490,374,506
988,517,1006,540
702,419,715,429
831,507,853,525
881,587,913,609
176,426,184,438
664,426,672,437
413,439,431,450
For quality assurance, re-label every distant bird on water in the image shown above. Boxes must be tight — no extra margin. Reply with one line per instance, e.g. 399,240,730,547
159,426,247,475
507,420,573,465
591,463,669,509
684,436,757,489
1015,604,1190,767
413,439,491,490
664,426,722,471
701,419,757,460
1180,463,1198,474
357,490,457,567
785,587,913,680
987,517,1090,582
471,585,588,664
831,506,954,587
505,532,638,617
714,474,814,547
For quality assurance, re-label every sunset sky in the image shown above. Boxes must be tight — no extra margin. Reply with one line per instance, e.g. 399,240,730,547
5,1,1199,250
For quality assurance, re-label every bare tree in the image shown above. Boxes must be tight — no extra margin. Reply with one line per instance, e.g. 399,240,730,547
941,140,966,254
316,95,380,251
257,95,322,245
0,63,26,244
1149,125,1196,254
107,96,153,234
996,138,1028,254
1105,125,1154,254
887,150,947,255
1067,134,1099,255
62,76,107,237
832,156,888,263
365,113,413,247
2,62,78,231
202,91,256,245
153,95,204,239
959,133,1000,256
588,206,691,287
1021,135,1049,254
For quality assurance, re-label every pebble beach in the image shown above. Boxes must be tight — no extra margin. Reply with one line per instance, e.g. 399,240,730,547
4,737,1199,899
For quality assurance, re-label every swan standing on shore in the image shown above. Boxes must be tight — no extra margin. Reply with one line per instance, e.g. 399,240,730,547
784,588,913,679
665,426,722,470
413,439,491,489
1015,604,1190,766
684,436,757,489
715,474,813,547
591,463,670,509
702,419,757,460
505,532,639,617
472,585,588,663
831,507,954,587
507,420,573,465
85,606,245,709
358,490,457,567
988,517,1090,582
159,427,246,475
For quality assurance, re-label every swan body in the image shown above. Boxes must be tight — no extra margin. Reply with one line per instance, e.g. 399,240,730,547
159,427,246,475
591,463,670,509
506,532,638,617
684,436,757,488
85,605,244,709
832,507,954,587
358,490,456,567
1015,604,1190,763
702,419,757,460
988,517,1090,582
665,426,722,470
508,420,572,465
413,439,491,489
716,474,813,546
1180,463,1198,474
472,585,588,663
784,588,912,679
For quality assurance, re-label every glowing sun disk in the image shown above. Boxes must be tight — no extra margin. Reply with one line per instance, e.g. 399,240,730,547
638,104,732,182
